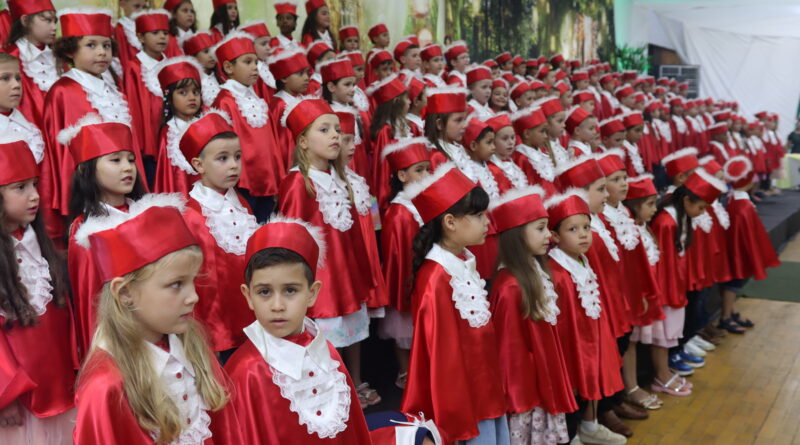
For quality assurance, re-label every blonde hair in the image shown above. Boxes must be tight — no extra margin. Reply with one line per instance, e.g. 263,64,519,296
292,126,355,202
80,246,228,444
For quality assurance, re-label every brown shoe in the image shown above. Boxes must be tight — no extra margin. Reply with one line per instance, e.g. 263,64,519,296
599,410,633,437
613,401,649,420
704,324,727,338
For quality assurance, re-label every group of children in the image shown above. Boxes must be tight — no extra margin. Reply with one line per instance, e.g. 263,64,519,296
0,0,785,444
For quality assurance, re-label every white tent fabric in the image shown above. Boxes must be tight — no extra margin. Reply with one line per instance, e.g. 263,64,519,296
622,1,800,139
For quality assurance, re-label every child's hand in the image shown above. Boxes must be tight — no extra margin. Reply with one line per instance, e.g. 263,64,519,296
0,399,23,427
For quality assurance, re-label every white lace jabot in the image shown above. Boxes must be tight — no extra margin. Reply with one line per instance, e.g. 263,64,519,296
301,166,354,232
425,243,491,328
548,247,602,319
5,225,53,319
189,182,259,255
63,68,132,125
220,79,268,128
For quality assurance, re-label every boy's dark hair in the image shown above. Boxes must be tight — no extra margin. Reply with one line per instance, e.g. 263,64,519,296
245,248,315,285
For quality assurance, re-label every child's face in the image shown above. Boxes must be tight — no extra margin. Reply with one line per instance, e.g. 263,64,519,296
534,87,547,100
524,124,549,147
547,112,566,137
603,131,625,148
443,112,467,142
375,61,394,80
400,47,421,70
224,54,259,86
226,3,239,22
242,262,320,338
192,137,242,193
543,71,556,85
174,2,196,30
683,196,708,218
626,124,644,143
673,170,691,186
714,133,729,144
139,30,169,55
575,79,589,90
559,91,572,109
469,79,492,105
580,100,595,114
172,83,201,119
0,178,39,231
195,48,216,70
513,63,526,76
118,249,201,344
635,195,658,223
410,90,427,113
71,36,113,76
327,76,356,103
253,36,271,61
342,36,359,51
339,134,355,162
316,6,331,28
25,11,57,46
445,210,489,248
605,170,628,204
423,56,444,75
120,0,148,17
500,60,513,72
523,218,551,256
95,151,137,202
373,32,390,48
276,13,297,35
621,95,636,108
490,87,508,110
451,52,470,72
396,161,431,185
283,68,310,95
0,61,22,112
574,117,598,142
300,114,341,164
469,131,495,162
586,177,608,214
493,126,516,158
554,214,592,256
352,64,365,82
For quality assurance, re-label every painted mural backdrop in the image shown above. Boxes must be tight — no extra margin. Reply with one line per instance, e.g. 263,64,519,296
36,0,615,63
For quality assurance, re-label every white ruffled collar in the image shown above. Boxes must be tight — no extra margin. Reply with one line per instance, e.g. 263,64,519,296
344,168,372,216
622,140,645,175
423,73,447,87
390,191,424,226
568,139,592,158
516,143,556,181
602,202,640,250
710,200,730,230
425,243,491,328
258,60,277,89
220,79,268,128
120,16,142,51
671,115,687,133
165,117,196,174
468,99,495,119
590,214,619,261
15,38,58,92
300,166,354,232
691,209,713,233
438,139,475,178
244,318,351,439
6,224,53,319
636,223,660,266
63,68,132,125
490,155,528,188
136,51,164,71
353,86,370,112
549,138,571,166
406,113,424,133
0,109,45,163
200,71,221,107
471,160,500,199
189,182,259,255
548,247,602,319
533,259,560,325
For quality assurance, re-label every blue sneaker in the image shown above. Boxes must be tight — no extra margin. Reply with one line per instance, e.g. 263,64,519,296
669,354,695,376
679,349,705,368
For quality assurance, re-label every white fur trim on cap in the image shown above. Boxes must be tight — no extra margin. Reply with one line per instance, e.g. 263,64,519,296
405,161,458,201
692,167,727,193
444,40,467,54
627,173,654,184
555,153,597,177
56,7,114,19
544,187,589,210
73,193,187,249
130,9,170,25
380,137,431,161
264,213,327,270
57,113,129,147
596,147,626,162
366,73,400,96
488,185,545,211
268,46,306,66
212,30,256,56
723,155,754,182
510,106,539,123
425,85,468,98
367,49,392,65
144,56,204,97
661,146,699,166
279,95,322,129
179,30,212,48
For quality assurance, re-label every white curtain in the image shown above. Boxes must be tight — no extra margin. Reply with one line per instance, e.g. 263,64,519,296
622,1,800,139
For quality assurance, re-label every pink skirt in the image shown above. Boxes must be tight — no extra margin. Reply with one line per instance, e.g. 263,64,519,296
631,305,685,348
0,407,75,445
377,307,413,349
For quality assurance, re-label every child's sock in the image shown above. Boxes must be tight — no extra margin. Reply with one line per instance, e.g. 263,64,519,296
581,420,598,433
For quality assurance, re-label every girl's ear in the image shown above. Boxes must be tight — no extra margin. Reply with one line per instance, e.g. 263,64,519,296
441,213,456,233
550,230,561,244
325,81,335,94
396,169,409,184
435,117,445,132
190,156,204,174
110,277,133,306
297,134,308,151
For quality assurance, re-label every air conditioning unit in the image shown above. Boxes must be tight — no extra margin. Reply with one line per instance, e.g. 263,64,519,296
658,64,700,98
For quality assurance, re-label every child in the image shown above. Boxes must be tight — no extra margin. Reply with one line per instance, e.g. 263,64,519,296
490,186,578,445
466,65,494,119
424,86,469,170
405,76,427,136
509,81,534,112
113,0,148,68
621,111,647,176
44,8,142,242
649,169,725,393
402,163,508,444
444,41,469,87
339,25,360,51
62,114,146,356
420,43,447,88
224,216,373,443
720,156,780,331
239,20,276,102
510,106,558,197
304,41,335,97
708,122,733,164
486,113,529,191
301,0,335,49
489,78,510,113
178,110,258,356
124,10,173,183
209,0,240,42
545,189,626,445
536,96,572,166
367,74,410,212
72,196,242,443
3,0,58,125
366,49,394,86
213,31,283,222
0,139,76,444
367,22,390,59
379,137,431,389
565,105,598,158
0,54,45,166
181,31,222,106
394,37,421,82
148,57,204,195
165,0,197,45
268,47,311,167
279,98,383,407
599,117,626,151
271,1,299,50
